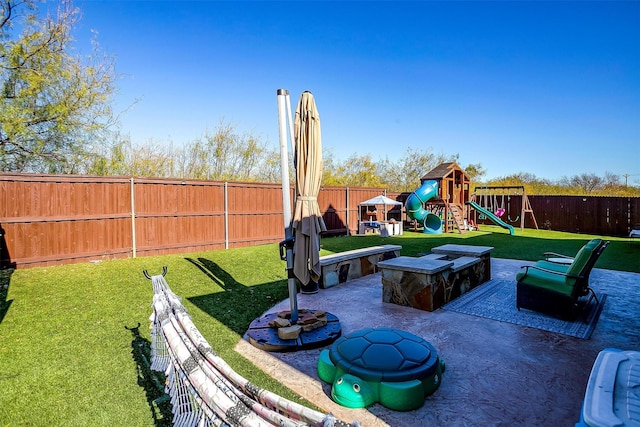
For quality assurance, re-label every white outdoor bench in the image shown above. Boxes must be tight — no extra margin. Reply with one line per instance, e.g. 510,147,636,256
319,244,402,288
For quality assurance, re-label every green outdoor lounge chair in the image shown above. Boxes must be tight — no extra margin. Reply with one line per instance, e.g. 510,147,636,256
516,239,609,321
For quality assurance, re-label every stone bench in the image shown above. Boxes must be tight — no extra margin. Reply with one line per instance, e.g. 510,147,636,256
378,254,485,312
319,244,402,289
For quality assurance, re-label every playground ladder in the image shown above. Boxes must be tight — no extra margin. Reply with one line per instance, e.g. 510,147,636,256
446,202,467,234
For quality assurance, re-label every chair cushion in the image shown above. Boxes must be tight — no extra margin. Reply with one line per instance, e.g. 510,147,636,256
566,239,602,277
535,260,570,274
515,268,574,296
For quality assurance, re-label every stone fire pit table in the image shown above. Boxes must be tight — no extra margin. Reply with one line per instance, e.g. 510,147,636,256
431,244,494,282
378,254,486,312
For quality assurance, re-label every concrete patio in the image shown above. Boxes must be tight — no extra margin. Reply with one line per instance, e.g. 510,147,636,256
237,258,640,426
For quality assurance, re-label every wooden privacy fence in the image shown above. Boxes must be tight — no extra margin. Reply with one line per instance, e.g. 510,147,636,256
1,173,638,269
527,195,640,236
0,173,386,268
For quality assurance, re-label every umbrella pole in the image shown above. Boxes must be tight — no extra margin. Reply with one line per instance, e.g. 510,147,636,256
276,89,298,323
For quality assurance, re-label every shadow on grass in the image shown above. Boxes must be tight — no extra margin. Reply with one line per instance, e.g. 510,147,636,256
125,323,172,427
186,257,290,337
0,268,14,324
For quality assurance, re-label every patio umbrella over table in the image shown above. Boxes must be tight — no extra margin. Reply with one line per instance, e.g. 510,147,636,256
292,91,327,290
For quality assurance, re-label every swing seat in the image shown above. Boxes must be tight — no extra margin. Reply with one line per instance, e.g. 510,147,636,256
494,208,505,217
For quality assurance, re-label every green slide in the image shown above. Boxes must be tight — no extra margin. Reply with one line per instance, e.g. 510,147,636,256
466,201,515,235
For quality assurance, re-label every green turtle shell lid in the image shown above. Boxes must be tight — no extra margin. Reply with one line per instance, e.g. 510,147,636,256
317,327,445,411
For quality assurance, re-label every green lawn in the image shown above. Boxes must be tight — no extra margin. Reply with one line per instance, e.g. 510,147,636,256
0,226,637,426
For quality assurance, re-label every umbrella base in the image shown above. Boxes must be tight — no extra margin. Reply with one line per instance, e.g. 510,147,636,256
246,310,341,352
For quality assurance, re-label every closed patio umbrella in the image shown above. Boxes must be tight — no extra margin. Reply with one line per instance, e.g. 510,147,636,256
246,89,341,350
292,91,327,290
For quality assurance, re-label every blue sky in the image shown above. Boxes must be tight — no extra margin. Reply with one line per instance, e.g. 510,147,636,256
71,1,639,183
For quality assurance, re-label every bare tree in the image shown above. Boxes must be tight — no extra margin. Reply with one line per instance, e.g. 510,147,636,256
560,173,604,195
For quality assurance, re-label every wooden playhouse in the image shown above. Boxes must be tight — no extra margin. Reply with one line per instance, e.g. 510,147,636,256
419,162,471,233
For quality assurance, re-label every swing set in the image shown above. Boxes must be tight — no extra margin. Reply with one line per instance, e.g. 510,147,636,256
470,185,538,231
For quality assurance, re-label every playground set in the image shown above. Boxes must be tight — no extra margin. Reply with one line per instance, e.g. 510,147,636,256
405,163,538,235
469,185,539,234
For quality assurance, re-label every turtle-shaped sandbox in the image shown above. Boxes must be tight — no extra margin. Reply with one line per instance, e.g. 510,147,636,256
317,327,445,411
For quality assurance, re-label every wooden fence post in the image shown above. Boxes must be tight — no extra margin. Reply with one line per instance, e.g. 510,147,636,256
130,177,137,258
346,187,350,236
224,181,229,250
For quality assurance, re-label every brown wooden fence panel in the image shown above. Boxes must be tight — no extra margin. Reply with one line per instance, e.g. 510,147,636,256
1,173,638,269
603,197,636,236
318,186,348,235
0,174,132,267
529,195,639,236
133,178,226,256
226,181,286,248
632,197,640,229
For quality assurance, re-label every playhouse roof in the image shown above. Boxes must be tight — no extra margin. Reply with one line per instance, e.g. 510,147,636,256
421,162,466,181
